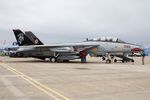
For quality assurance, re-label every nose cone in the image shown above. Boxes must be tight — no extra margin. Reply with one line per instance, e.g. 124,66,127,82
131,44,143,52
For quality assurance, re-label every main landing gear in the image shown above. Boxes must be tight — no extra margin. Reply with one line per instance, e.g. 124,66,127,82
102,57,111,63
50,57,57,62
102,56,112,63
49,52,59,63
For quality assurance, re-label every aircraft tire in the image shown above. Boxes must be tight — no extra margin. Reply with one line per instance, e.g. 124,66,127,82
122,60,125,63
131,59,134,62
106,59,111,63
50,57,57,62
114,59,117,63
109,60,111,63
102,57,105,61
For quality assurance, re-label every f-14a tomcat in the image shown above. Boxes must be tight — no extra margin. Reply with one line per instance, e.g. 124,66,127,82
9,29,143,63
10,29,98,63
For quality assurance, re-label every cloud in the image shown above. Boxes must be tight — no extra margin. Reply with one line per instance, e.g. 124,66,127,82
0,0,150,45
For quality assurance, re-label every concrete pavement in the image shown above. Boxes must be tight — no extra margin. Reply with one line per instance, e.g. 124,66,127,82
0,56,150,100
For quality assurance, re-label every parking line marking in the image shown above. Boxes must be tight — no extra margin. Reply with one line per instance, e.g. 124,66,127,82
0,63,71,100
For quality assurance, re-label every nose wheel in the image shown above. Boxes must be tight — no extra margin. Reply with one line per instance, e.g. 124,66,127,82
114,59,117,63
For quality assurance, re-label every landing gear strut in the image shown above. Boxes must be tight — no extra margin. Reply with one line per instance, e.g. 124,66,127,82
106,59,111,63
105,53,111,63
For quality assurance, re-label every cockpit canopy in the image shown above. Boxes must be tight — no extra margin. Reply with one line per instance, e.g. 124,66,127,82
87,37,126,43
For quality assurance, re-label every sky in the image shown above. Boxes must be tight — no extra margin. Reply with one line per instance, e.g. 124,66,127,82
0,0,150,46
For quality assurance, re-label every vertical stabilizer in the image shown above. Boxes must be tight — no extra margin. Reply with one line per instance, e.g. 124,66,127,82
12,29,34,46
25,31,44,45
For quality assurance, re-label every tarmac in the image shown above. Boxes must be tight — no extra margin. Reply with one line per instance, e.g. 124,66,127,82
0,56,150,100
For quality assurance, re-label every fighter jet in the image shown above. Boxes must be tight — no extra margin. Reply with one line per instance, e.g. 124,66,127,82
10,29,142,63
10,29,98,63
